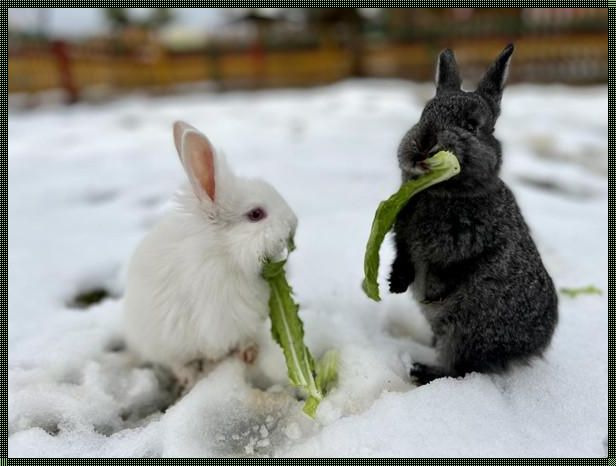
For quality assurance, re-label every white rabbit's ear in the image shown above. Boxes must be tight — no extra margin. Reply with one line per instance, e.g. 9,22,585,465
173,121,216,202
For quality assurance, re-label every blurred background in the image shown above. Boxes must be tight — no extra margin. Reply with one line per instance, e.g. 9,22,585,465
8,7,607,104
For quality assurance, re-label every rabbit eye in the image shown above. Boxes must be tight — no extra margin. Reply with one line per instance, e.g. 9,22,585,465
246,207,267,222
464,120,479,132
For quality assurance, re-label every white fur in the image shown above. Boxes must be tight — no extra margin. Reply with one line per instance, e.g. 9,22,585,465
123,122,297,370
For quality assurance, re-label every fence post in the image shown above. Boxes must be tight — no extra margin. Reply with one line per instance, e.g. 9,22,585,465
207,42,225,92
51,40,79,104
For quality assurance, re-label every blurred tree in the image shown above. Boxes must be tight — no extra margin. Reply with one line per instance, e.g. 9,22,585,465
304,8,366,77
36,8,50,39
227,9,285,87
103,8,174,32
104,8,131,32
146,8,174,30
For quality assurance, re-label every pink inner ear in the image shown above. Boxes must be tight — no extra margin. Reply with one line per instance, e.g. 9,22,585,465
191,145,216,201
173,121,217,202
173,121,190,155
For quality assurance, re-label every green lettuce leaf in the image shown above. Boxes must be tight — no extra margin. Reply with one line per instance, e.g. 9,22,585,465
263,258,338,418
315,349,339,395
362,151,461,301
560,285,603,298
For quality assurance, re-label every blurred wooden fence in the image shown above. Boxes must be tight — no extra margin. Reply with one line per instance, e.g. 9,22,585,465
366,33,607,83
9,31,606,100
8,44,350,95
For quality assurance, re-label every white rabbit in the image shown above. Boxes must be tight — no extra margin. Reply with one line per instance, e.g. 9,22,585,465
123,121,298,387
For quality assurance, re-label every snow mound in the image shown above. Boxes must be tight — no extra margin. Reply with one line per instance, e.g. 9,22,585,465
9,80,607,457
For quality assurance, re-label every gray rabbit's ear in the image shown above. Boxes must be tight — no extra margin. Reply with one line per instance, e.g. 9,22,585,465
477,44,514,107
435,49,462,93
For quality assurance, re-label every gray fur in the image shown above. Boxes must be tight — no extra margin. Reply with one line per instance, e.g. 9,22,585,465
390,44,558,385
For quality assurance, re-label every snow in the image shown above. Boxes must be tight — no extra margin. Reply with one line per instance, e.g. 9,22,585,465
8,80,607,458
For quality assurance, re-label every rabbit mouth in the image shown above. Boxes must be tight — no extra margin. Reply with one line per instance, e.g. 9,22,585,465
416,159,433,171
266,235,296,263
404,145,451,179
411,143,444,163
405,157,436,177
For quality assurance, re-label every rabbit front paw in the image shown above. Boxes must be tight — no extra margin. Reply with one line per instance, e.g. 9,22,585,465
389,262,414,293
389,271,411,294
172,359,206,394
236,344,259,365
409,362,448,386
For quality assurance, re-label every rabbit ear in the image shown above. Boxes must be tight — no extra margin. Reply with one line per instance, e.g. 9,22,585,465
477,44,514,108
173,121,216,202
435,49,462,93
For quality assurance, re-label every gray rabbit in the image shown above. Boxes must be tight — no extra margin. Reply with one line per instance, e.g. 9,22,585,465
390,44,558,385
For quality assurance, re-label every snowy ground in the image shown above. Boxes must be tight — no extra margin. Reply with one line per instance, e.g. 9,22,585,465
9,80,607,457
